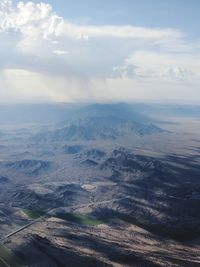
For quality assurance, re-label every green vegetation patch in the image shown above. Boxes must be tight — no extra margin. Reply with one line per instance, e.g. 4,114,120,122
55,213,104,226
21,209,45,219
0,244,24,267
54,211,199,241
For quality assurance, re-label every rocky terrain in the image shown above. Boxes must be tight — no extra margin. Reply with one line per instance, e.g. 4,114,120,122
0,103,199,266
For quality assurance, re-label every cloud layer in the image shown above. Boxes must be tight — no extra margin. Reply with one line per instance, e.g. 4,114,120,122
0,0,199,103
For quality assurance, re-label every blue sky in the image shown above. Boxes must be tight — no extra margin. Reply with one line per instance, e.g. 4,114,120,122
13,0,200,37
0,0,200,103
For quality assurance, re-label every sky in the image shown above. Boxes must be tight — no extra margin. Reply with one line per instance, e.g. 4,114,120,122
0,0,200,104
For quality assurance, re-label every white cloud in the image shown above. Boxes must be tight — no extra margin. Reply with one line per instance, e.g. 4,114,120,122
0,0,199,104
0,0,12,14
0,1,63,38
53,50,69,55
0,1,183,41
163,67,194,79
122,51,200,80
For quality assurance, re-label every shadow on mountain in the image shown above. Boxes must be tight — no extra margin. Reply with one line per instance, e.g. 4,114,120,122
98,149,200,241
15,234,112,267
18,233,161,267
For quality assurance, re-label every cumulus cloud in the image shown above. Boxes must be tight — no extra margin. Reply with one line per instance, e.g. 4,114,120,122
0,1,63,37
0,1,183,41
123,51,200,80
0,0,199,103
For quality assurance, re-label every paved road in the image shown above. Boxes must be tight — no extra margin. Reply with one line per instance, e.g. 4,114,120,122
2,196,132,242
0,196,132,267
5,220,40,240
1,213,49,242
0,256,10,267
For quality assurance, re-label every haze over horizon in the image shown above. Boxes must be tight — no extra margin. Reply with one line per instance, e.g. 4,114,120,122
0,3,200,266
0,0,200,104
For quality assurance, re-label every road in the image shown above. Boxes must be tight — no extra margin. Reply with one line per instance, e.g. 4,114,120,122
1,213,49,242
0,196,132,267
0,256,10,267
1,196,132,242
0,243,25,267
